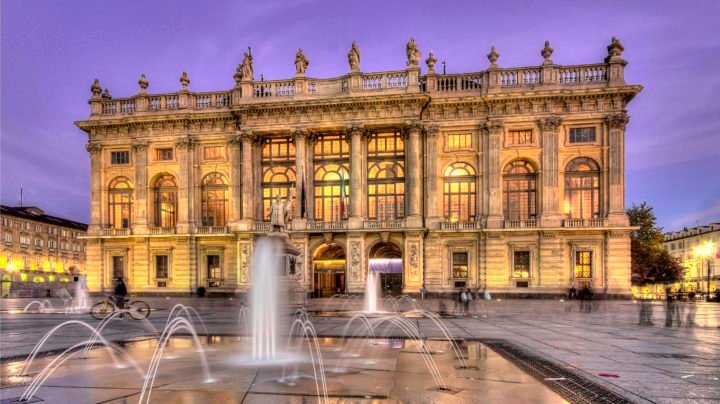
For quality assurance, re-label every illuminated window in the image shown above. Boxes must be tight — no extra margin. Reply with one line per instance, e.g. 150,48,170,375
368,132,404,220
314,135,350,221
507,130,533,145
112,256,125,279
203,146,225,160
446,133,472,150
108,177,133,229
503,160,537,220
207,255,222,287
574,251,592,278
201,173,228,226
48,240,56,249
262,137,296,221
3,233,11,244
153,174,177,228
156,148,173,161
569,127,596,143
155,255,169,287
111,151,129,165
443,162,476,222
513,251,530,278
452,252,468,278
19,234,29,245
565,158,600,219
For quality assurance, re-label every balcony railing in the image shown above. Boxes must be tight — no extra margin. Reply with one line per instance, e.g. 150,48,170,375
563,218,607,228
364,219,406,229
439,221,480,230
99,228,130,236
254,222,271,232
504,219,538,229
149,227,176,235
307,221,347,231
195,226,229,234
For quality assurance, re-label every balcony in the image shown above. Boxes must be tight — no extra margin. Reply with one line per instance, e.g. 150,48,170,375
253,222,271,232
364,219,406,230
563,219,607,228
99,228,130,236
195,226,229,234
307,221,347,231
504,219,538,229
439,221,480,230
149,227,176,235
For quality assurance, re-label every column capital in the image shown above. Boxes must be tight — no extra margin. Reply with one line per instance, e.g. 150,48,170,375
132,140,148,152
537,116,563,132
292,127,309,142
175,136,197,150
402,120,423,137
226,134,242,147
238,130,256,143
482,119,504,135
423,124,440,139
345,124,366,143
606,112,630,130
85,143,102,155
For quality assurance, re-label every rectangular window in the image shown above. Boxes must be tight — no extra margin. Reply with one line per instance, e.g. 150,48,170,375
22,222,30,230
155,255,169,287
49,227,57,235
48,240,56,249
513,251,531,278
574,251,592,278
203,146,225,160
2,218,10,227
112,256,125,279
156,148,174,161
35,224,42,233
569,127,596,143
4,233,12,244
20,235,29,245
111,151,129,165
34,238,43,248
452,252,469,278
207,255,222,287
507,130,533,145
446,133,472,150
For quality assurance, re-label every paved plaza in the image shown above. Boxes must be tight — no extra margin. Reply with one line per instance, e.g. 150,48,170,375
1,297,719,403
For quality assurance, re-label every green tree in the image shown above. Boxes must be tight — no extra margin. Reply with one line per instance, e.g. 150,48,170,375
627,202,684,285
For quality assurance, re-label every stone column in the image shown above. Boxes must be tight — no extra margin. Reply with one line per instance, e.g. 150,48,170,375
132,141,149,234
86,143,103,234
424,125,441,228
606,113,630,226
227,134,242,230
293,128,308,227
404,121,423,228
539,117,563,227
347,125,365,229
175,137,196,234
240,130,255,225
484,120,503,228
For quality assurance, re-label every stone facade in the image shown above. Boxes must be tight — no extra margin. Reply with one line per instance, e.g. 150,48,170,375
76,38,640,297
661,223,719,295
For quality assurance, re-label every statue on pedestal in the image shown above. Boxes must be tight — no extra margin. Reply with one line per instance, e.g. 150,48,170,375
269,193,293,232
348,41,360,72
406,37,421,67
241,47,254,81
295,48,309,75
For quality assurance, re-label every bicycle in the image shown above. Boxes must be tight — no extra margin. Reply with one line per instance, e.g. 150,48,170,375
90,295,151,320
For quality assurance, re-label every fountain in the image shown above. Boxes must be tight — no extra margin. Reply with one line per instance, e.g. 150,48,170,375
365,271,379,313
73,274,90,309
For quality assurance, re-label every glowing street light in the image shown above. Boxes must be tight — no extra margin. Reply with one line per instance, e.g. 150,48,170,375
694,241,716,301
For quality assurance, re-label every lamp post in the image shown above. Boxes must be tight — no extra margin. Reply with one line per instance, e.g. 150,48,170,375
694,241,716,301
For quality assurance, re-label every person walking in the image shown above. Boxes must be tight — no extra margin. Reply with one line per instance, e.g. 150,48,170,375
464,288,473,317
686,292,697,326
665,288,682,327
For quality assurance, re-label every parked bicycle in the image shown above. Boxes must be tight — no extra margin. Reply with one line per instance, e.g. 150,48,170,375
90,295,151,320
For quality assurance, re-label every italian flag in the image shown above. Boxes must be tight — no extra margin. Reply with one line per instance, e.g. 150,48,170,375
340,175,347,219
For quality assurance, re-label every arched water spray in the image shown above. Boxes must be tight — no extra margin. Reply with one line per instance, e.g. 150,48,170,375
23,300,53,313
402,309,467,368
237,303,250,338
164,304,209,336
282,318,328,404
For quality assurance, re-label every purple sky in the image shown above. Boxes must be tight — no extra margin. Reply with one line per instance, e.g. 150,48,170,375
2,0,719,231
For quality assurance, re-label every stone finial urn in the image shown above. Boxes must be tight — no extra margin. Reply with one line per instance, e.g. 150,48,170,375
425,51,437,73
179,71,190,90
91,79,102,98
487,46,500,68
541,41,554,65
138,74,149,92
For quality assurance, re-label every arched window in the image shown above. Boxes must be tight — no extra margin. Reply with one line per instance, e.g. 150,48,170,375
314,134,350,221
443,162,476,222
262,137,296,220
564,157,601,219
368,131,405,220
153,174,177,228
503,160,537,220
201,173,228,226
108,177,133,229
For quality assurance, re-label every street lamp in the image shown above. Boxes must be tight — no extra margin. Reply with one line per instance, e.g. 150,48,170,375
694,241,716,301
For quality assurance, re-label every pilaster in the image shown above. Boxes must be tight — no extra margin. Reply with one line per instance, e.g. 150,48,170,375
606,113,630,226
293,128,309,229
347,125,365,230
132,141,149,234
404,121,423,228
227,134,242,231
424,124,441,228
239,130,256,228
346,233,365,293
483,120,503,228
539,116,563,227
86,143,103,233
175,136,196,234
404,231,424,292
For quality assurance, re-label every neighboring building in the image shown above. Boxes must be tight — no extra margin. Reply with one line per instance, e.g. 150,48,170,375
0,206,88,297
75,38,640,297
662,223,719,295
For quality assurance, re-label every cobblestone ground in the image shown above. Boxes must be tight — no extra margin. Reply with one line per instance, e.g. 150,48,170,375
1,297,718,403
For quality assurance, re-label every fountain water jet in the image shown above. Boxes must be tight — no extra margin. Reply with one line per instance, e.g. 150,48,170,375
365,271,379,313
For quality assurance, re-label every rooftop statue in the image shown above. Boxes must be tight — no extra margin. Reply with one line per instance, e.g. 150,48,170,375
347,41,360,72
406,37,421,67
241,47,254,81
295,48,309,75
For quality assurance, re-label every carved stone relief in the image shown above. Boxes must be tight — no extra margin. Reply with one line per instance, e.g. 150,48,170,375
350,241,361,282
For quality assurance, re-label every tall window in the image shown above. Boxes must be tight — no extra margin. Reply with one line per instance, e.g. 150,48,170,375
565,158,600,219
443,162,476,222
452,252,468,278
207,255,221,287
314,134,349,221
112,256,124,279
503,160,537,220
262,137,296,221
108,177,133,229
368,132,404,220
153,174,177,228
201,173,228,226
155,255,169,287
513,251,530,278
507,130,533,146
574,251,592,278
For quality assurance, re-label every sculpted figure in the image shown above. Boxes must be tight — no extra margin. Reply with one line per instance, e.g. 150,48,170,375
406,37,421,67
347,41,360,72
295,48,309,75
241,47,254,81
269,194,293,232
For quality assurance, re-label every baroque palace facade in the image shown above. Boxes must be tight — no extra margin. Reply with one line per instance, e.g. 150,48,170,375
76,38,640,297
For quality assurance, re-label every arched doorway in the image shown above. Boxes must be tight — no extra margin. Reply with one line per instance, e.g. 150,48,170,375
369,242,403,296
313,243,346,297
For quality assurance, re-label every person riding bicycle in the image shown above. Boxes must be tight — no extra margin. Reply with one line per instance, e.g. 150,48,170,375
113,277,128,310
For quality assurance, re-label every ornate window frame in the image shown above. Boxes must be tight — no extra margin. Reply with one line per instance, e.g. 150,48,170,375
201,247,225,288
569,241,601,287
151,248,173,288
564,123,601,147
503,126,538,149
508,244,537,282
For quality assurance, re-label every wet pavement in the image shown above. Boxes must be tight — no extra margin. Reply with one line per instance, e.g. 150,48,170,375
1,297,719,403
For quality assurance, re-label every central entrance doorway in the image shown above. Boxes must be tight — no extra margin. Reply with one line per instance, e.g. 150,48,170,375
369,242,403,296
313,243,346,297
